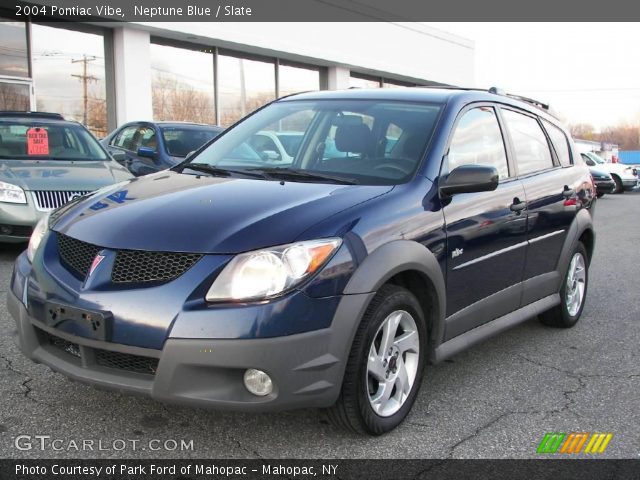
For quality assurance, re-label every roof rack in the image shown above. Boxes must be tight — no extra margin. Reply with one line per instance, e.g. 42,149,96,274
0,111,65,120
488,87,550,111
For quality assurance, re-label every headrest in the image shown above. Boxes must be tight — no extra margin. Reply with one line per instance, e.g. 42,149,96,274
334,116,371,154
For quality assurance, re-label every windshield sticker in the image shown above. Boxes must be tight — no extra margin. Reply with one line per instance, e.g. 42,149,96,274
27,127,49,155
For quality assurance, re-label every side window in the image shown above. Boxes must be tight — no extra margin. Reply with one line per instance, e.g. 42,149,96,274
112,126,137,151
447,107,509,180
136,126,157,151
543,120,572,167
502,110,554,175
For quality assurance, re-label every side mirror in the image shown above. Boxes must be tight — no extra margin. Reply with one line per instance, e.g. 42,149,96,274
585,159,596,166
440,164,499,196
137,146,156,158
111,150,127,163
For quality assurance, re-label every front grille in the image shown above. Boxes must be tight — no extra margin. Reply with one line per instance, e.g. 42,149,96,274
57,234,102,278
39,329,81,358
95,349,159,375
0,224,33,237
56,233,202,284
111,250,203,284
33,191,91,211
36,327,158,376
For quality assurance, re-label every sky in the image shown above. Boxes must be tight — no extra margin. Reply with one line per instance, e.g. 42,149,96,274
426,23,640,130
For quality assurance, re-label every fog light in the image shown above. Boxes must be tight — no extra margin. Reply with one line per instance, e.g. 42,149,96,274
243,368,273,396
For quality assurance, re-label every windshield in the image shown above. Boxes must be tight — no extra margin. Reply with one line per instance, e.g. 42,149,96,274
184,99,442,185
160,126,222,157
585,152,605,164
0,121,108,161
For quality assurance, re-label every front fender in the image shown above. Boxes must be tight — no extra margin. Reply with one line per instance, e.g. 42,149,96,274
343,240,446,347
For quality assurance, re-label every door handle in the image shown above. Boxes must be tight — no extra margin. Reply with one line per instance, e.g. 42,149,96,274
563,186,575,198
510,198,526,213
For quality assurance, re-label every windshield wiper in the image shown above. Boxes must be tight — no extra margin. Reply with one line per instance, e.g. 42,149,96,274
179,163,267,179
247,167,359,185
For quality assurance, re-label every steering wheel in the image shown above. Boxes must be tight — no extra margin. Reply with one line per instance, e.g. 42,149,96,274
373,162,412,176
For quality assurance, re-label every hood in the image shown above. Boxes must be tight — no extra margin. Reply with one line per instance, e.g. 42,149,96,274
0,159,133,191
589,167,611,179
52,171,393,253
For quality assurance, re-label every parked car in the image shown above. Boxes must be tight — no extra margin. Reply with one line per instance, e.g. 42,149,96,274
9,88,595,435
0,111,133,243
580,151,637,193
588,167,615,198
248,131,303,163
101,121,223,176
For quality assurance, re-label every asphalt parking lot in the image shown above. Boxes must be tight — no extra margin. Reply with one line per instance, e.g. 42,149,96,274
1,191,638,459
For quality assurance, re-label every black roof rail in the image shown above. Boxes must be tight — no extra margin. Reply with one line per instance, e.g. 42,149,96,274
488,87,550,111
0,111,65,120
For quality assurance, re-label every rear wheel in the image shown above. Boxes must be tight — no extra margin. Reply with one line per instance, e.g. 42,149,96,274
326,284,426,435
540,242,589,328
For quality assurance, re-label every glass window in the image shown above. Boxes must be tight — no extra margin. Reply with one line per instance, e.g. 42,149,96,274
150,43,215,124
278,64,320,97
112,126,138,150
218,55,276,127
447,107,509,179
0,19,29,77
137,126,157,150
0,119,107,160
188,99,442,186
31,25,107,137
543,120,572,167
0,82,30,110
160,126,221,157
502,110,554,175
350,75,381,89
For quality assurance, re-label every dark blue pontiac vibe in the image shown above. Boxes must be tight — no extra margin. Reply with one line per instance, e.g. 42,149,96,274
8,87,595,434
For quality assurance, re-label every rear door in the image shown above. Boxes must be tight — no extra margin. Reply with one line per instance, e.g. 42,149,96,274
500,108,576,305
442,105,528,340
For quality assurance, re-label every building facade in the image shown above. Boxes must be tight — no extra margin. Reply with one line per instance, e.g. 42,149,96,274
0,20,474,136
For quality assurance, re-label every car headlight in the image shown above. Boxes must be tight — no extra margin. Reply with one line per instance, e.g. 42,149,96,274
206,238,342,302
27,213,50,262
0,181,26,204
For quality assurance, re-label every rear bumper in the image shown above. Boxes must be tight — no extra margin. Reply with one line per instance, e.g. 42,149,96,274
7,287,373,411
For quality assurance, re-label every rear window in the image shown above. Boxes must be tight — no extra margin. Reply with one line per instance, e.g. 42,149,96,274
502,110,554,175
0,121,107,161
543,120,572,167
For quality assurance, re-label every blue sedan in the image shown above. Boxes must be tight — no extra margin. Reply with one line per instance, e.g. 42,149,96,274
101,121,223,176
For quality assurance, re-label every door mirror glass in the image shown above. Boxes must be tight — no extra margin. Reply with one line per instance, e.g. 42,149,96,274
440,164,499,195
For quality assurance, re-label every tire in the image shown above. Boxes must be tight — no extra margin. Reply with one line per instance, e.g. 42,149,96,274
326,284,427,435
539,242,589,328
611,175,624,194
596,192,605,198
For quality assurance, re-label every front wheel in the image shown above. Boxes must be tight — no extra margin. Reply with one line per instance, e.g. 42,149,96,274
612,175,624,194
326,284,426,435
540,242,589,328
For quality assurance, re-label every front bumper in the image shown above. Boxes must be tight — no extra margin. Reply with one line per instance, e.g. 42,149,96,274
622,178,638,189
0,199,43,242
594,179,615,195
7,286,373,411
